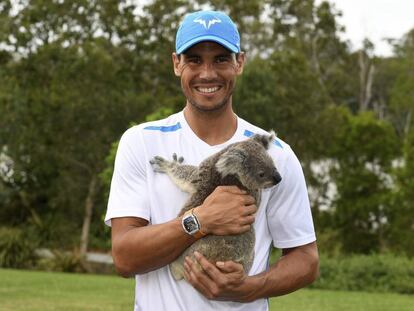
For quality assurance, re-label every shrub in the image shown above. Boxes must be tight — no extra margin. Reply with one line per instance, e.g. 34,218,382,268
36,250,87,273
0,226,38,268
312,254,414,294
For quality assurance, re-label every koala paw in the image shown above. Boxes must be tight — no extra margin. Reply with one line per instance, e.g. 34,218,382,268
150,156,169,173
150,153,184,173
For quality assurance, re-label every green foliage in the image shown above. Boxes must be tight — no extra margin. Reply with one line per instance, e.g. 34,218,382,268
0,227,38,268
388,130,414,256
145,107,175,122
328,111,400,253
37,251,86,273
330,111,399,165
234,51,329,160
388,29,414,136
313,254,414,294
100,140,120,201
0,5,154,250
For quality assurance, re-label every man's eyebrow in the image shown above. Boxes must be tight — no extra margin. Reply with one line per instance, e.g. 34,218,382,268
215,53,234,58
182,53,200,58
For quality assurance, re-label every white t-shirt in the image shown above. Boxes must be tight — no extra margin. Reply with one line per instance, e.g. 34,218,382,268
105,111,316,311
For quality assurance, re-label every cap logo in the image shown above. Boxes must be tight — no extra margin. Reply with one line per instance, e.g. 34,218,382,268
193,17,222,29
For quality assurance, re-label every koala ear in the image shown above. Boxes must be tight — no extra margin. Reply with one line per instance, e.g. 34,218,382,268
215,147,247,177
252,130,276,149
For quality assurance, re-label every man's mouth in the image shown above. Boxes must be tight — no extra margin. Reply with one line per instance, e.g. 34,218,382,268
195,86,221,94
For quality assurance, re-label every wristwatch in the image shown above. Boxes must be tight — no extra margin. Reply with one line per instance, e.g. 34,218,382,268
182,208,206,239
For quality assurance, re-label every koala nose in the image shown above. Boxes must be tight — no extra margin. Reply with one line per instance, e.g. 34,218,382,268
273,171,282,185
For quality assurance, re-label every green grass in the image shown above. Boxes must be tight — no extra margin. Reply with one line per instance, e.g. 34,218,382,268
1,268,413,311
0,269,135,311
270,289,414,311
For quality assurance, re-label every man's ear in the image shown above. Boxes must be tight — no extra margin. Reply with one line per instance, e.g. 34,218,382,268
235,52,246,75
172,53,182,77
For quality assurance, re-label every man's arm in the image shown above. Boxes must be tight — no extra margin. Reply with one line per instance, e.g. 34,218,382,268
183,241,319,302
111,186,257,277
111,216,194,277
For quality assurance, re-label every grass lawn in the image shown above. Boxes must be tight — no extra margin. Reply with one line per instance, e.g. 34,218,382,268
1,268,413,311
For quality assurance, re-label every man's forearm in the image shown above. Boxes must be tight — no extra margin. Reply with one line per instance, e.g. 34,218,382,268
111,217,196,277
241,242,319,302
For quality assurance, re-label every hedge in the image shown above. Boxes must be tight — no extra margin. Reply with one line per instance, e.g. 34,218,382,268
311,254,414,294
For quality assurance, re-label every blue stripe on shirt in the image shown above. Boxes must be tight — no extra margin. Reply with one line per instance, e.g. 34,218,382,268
243,129,283,148
144,122,182,132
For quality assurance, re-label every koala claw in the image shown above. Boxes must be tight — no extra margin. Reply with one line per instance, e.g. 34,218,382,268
172,153,184,163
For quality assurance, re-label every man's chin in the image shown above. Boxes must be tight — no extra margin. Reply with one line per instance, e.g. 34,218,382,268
188,98,230,113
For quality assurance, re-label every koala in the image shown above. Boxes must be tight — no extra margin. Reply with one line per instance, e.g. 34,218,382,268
149,131,282,280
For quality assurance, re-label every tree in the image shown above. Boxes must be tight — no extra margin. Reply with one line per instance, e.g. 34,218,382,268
390,130,414,256
0,39,148,249
387,28,414,255
389,29,414,136
234,51,329,161
327,111,400,253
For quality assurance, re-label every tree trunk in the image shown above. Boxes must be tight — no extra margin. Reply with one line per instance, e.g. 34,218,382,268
365,63,375,110
80,175,98,257
358,50,375,112
404,109,412,136
310,33,334,104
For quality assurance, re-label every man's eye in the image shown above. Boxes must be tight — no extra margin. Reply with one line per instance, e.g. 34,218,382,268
216,56,230,63
187,58,201,64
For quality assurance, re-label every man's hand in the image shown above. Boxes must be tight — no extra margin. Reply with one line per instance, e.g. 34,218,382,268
183,251,259,302
195,186,257,236
183,242,319,302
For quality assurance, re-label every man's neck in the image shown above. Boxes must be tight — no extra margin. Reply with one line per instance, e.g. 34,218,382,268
183,103,237,146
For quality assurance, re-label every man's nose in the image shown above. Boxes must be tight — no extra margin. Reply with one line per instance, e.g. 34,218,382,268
199,62,218,79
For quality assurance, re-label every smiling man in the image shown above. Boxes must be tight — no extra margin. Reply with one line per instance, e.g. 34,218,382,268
105,10,319,311
173,42,242,113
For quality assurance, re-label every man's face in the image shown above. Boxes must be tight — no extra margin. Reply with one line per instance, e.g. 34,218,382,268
172,42,245,112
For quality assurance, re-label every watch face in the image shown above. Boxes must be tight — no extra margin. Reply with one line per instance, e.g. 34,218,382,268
183,215,199,234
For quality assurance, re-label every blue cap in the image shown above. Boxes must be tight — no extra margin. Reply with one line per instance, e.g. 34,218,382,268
175,10,241,54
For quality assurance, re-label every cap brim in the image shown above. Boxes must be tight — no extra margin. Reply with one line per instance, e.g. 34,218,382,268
176,35,240,54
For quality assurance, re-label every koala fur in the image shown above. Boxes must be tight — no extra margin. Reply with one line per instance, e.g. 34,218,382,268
150,131,282,280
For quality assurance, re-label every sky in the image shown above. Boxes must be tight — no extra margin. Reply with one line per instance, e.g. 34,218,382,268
317,0,414,56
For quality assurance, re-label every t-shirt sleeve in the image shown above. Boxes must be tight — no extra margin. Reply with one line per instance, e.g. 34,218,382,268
104,127,150,226
266,146,316,249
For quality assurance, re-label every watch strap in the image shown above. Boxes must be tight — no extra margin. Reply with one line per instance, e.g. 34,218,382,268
192,208,207,239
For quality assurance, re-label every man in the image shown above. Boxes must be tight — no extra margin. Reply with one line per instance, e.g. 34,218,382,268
105,10,318,311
